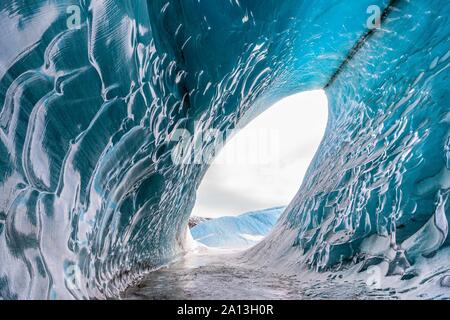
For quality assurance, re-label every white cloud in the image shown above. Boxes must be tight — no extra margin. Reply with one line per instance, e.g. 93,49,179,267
192,90,328,218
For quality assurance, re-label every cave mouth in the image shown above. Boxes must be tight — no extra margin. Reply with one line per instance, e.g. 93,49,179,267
188,90,328,249
1,0,448,300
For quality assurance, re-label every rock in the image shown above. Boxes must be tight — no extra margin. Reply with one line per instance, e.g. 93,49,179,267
440,275,450,288
188,216,211,229
387,251,411,276
401,269,419,281
358,256,386,273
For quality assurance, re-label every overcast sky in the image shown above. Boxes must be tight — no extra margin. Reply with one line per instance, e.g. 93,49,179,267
191,90,328,218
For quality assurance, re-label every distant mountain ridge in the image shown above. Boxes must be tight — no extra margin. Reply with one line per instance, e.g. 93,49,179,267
191,207,285,248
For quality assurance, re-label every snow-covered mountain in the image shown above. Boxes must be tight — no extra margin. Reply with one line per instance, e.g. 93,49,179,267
191,207,285,248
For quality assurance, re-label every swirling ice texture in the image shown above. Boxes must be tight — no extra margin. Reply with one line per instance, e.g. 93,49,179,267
0,0,448,299
251,0,450,273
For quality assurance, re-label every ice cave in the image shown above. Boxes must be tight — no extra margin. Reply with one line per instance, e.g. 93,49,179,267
0,0,449,299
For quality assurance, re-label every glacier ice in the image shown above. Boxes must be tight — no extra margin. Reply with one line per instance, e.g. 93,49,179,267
191,207,283,248
0,0,449,299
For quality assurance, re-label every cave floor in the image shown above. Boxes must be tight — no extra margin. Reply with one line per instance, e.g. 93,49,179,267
121,247,395,300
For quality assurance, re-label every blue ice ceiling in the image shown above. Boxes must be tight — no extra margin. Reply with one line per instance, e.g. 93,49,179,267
0,0,449,299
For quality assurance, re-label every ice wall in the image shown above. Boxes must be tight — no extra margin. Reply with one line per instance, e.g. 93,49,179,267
0,0,448,299
252,0,450,274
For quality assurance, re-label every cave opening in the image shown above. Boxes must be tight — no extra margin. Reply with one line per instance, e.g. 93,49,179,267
188,90,328,250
